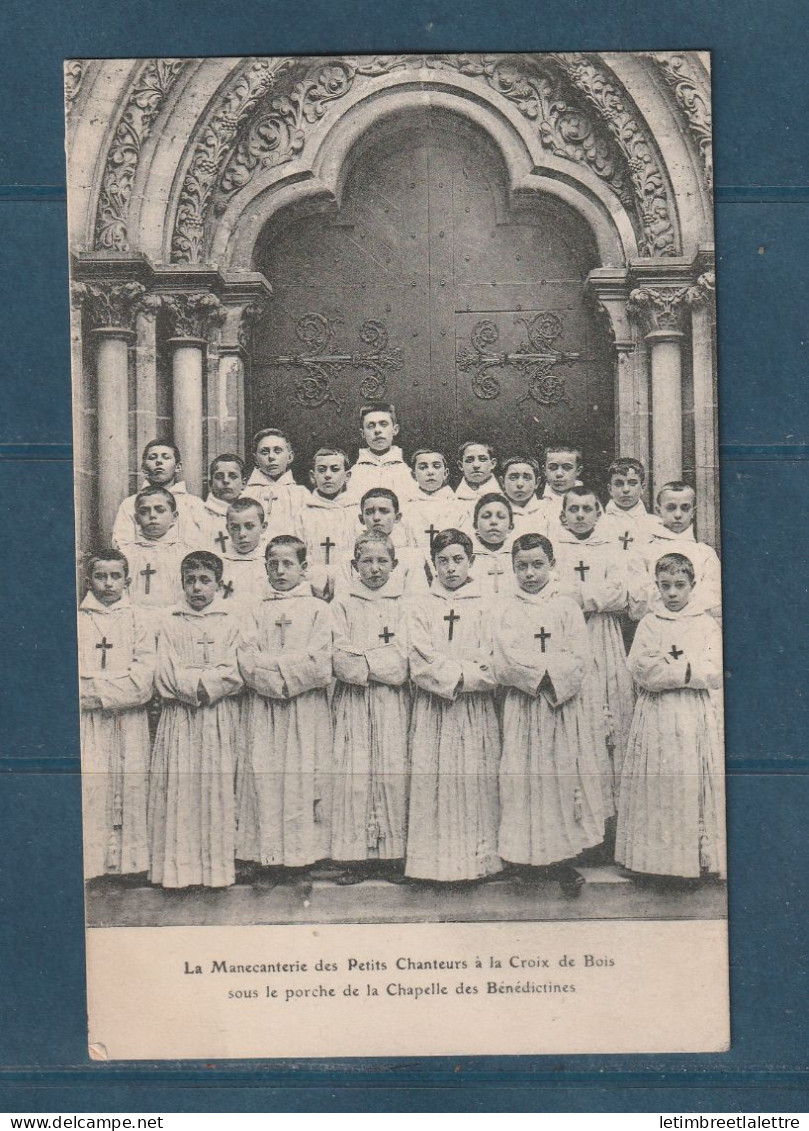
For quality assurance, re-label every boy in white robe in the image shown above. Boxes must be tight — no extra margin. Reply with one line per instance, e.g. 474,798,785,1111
405,449,465,557
534,442,585,538
405,529,502,882
236,536,334,879
219,497,272,610
471,492,517,601
553,487,634,834
493,533,605,895
601,457,660,550
347,403,417,513
501,455,547,540
330,531,410,884
79,549,154,880
202,453,247,555
616,552,725,883
453,440,499,528
628,482,722,621
113,439,206,550
126,487,189,611
148,551,243,889
296,448,357,602
242,428,308,533
330,488,430,600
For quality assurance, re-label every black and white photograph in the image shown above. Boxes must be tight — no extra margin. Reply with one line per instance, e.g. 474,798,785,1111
66,51,728,1058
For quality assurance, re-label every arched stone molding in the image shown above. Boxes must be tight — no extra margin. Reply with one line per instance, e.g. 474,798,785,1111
213,84,637,272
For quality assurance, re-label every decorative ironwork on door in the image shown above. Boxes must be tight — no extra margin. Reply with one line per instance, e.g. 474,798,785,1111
268,312,403,411
457,311,589,407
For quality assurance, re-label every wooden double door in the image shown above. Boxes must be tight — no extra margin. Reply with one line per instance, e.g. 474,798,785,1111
250,111,615,483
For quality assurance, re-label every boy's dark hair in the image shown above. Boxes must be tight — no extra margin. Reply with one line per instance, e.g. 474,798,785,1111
181,551,224,582
543,441,583,464
312,447,349,469
655,551,696,584
430,528,473,564
142,438,181,464
457,439,495,462
354,530,396,560
252,427,292,452
562,484,603,510
501,454,541,479
86,547,130,577
209,452,245,478
359,403,397,426
360,487,400,513
410,448,447,470
607,456,645,484
512,532,555,562
226,496,265,523
473,491,514,525
655,480,695,506
134,485,177,511
265,534,307,565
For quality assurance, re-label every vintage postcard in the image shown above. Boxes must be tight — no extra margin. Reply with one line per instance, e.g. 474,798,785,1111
65,51,727,1059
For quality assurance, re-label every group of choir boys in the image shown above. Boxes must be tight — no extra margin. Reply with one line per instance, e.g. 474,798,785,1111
79,404,726,898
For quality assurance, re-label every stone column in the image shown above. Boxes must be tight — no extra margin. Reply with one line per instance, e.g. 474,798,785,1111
217,301,265,455
686,270,718,546
72,281,145,543
162,293,225,497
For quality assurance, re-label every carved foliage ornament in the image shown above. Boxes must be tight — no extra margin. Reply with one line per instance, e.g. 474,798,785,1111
94,59,186,251
72,281,147,332
64,61,85,111
626,285,690,333
268,311,403,411
237,302,267,352
162,292,227,339
170,53,677,264
457,311,584,407
646,53,712,189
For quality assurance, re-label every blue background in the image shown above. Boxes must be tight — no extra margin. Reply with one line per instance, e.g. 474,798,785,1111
1,0,808,1112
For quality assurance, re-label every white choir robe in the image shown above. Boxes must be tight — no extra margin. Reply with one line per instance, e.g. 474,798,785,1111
470,535,518,601
242,468,308,534
453,476,500,530
219,546,271,612
236,584,334,867
201,495,232,556
148,601,243,888
330,572,410,861
346,446,418,513
296,491,358,602
493,586,606,865
627,527,722,621
510,495,549,541
404,485,466,557
601,499,661,551
113,480,207,550
405,579,502,881
616,606,726,878
78,592,155,878
554,526,634,808
330,537,431,602
126,530,189,611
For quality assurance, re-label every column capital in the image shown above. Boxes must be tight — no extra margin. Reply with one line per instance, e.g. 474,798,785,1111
71,280,147,335
585,267,632,345
626,284,691,336
160,292,227,341
684,269,716,311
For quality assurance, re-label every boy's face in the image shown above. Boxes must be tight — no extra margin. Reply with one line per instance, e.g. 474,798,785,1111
89,559,129,606
413,453,448,494
254,435,293,479
656,489,695,534
354,544,396,589
361,412,398,455
513,546,554,595
503,462,538,505
475,501,513,546
434,543,472,590
609,470,644,510
459,444,496,487
143,445,180,486
360,496,399,536
182,565,220,611
266,547,306,591
544,450,581,495
656,568,694,612
311,454,349,497
210,461,245,502
226,505,266,555
135,496,176,540
563,493,600,537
